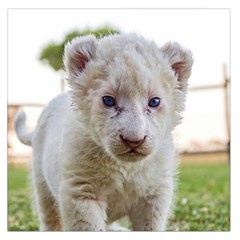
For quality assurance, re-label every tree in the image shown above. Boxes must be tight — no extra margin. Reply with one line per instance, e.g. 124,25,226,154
39,26,120,72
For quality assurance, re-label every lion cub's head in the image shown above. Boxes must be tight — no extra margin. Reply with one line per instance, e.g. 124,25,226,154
64,33,193,162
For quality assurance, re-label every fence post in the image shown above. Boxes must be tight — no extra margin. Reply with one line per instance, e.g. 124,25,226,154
223,64,230,160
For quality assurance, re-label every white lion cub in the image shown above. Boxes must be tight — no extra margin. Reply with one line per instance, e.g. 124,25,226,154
15,33,193,231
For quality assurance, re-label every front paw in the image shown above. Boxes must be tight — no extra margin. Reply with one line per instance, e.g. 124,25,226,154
72,219,105,231
144,220,164,231
144,221,154,231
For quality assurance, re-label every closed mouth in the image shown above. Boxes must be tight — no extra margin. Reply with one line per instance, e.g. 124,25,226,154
128,149,141,154
119,149,146,157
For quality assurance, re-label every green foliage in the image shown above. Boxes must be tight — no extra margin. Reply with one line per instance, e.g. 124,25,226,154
8,162,230,231
39,43,65,71
39,26,120,71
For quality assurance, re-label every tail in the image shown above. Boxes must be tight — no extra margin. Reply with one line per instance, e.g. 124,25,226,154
14,111,33,146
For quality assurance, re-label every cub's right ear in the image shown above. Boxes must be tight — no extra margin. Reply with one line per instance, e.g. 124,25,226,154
64,35,98,77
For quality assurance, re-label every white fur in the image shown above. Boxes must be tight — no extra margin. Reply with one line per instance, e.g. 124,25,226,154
15,33,193,231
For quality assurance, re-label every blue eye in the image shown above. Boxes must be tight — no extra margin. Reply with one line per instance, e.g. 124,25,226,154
148,97,161,108
103,96,116,107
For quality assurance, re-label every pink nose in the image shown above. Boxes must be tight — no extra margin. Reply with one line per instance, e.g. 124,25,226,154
120,135,146,149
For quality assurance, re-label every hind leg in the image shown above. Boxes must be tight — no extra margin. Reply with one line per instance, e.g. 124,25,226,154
32,171,62,231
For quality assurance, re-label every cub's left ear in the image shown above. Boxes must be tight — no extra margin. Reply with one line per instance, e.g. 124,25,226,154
160,42,193,91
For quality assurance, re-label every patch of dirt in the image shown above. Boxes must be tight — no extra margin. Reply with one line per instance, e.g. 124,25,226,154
181,151,229,164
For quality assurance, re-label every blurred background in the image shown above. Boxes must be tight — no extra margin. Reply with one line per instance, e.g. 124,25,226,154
7,9,230,231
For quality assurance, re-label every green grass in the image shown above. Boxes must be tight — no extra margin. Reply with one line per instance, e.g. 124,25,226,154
8,165,39,230
8,166,29,193
8,161,230,231
168,163,230,231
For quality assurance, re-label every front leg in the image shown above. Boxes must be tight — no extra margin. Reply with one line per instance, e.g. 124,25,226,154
59,181,107,231
130,188,174,231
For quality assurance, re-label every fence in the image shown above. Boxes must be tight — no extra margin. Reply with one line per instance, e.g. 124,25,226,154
187,64,230,155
